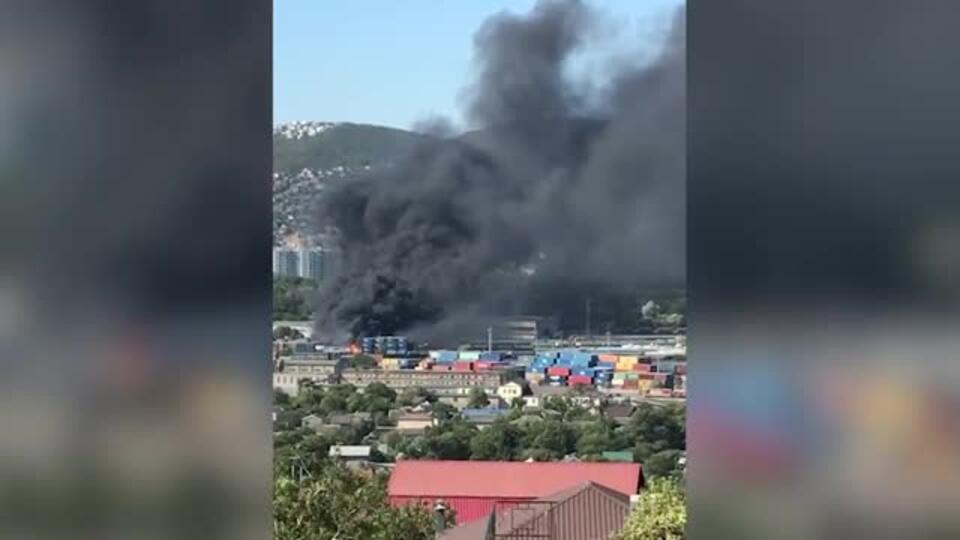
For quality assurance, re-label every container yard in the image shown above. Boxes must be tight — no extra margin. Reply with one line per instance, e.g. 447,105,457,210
330,334,684,399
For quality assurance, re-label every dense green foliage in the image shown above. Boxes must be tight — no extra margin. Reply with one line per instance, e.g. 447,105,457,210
274,383,685,476
466,387,491,408
274,456,444,540
273,276,318,321
615,477,686,540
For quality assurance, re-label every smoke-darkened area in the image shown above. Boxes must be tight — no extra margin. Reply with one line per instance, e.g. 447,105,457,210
316,0,685,342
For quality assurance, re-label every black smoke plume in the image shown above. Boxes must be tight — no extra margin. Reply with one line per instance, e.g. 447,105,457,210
316,0,685,342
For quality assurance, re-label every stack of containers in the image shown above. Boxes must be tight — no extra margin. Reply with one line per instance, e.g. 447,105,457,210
598,353,619,365
380,357,400,370
593,365,614,387
568,374,592,386
526,352,557,384
616,355,639,372
546,365,571,385
383,336,399,356
430,350,459,363
416,358,434,370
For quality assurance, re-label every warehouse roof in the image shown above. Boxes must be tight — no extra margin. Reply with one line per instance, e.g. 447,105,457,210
440,481,631,540
388,460,642,499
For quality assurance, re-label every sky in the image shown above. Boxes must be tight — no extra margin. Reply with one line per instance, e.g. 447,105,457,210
274,0,683,130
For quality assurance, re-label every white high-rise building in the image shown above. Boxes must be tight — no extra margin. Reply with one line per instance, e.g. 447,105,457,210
273,246,339,282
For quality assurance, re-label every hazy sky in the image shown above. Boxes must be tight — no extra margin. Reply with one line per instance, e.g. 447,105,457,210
274,0,683,130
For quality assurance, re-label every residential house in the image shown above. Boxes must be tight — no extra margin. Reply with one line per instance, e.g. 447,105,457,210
603,403,635,425
388,460,643,525
496,381,524,405
601,450,635,463
395,412,435,434
440,481,633,540
329,445,373,468
460,408,509,429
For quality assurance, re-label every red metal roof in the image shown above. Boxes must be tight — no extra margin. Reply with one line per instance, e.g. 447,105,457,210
388,460,642,500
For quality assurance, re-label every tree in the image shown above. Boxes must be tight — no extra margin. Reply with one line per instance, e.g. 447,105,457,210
576,419,617,458
423,419,476,460
643,449,684,480
273,389,291,407
398,386,436,407
348,354,378,369
273,325,305,341
528,419,577,459
430,402,459,424
273,276,318,321
320,393,348,414
615,477,686,540
466,387,490,409
274,457,443,540
470,419,520,460
365,382,397,403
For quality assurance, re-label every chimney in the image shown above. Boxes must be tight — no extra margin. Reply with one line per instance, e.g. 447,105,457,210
433,500,448,534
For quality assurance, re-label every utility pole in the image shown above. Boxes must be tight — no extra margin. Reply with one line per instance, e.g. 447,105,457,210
585,298,592,340
487,326,493,352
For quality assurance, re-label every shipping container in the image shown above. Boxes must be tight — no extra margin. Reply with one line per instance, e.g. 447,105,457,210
459,351,481,361
632,364,652,373
568,375,593,386
621,380,639,389
547,366,571,377
637,373,655,380
479,352,502,362
598,354,619,363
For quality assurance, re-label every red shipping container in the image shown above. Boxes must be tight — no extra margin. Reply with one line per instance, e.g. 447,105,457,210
433,364,452,371
632,364,651,373
547,366,571,377
637,373,655,380
474,361,491,370
653,373,669,382
568,375,592,386
453,361,474,371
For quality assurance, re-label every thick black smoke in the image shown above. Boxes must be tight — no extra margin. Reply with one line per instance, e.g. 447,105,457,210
316,0,685,342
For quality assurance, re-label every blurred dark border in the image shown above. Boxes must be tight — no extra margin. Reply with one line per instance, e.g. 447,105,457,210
0,1,271,538
689,1,960,538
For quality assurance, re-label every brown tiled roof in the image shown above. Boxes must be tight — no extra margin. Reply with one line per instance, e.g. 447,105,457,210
440,481,631,540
